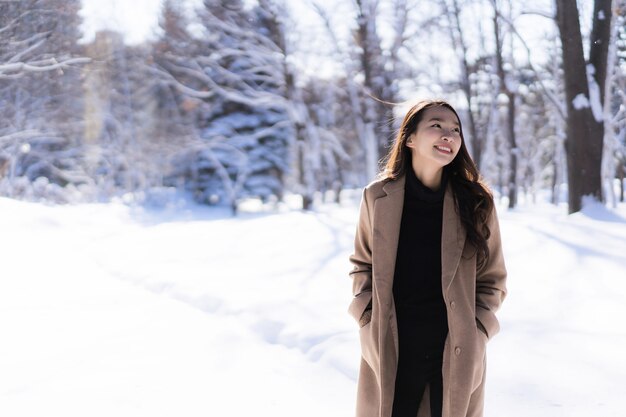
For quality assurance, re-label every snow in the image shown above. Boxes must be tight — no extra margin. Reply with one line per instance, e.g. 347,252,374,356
572,93,590,110
586,64,604,123
1,194,626,417
80,0,162,45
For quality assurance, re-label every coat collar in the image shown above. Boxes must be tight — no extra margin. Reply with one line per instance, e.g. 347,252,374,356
372,173,466,297
380,174,405,197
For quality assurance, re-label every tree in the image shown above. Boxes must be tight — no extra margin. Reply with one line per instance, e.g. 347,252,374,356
83,30,166,198
600,0,626,206
313,0,414,182
440,0,486,168
491,0,519,208
615,4,626,202
555,0,612,213
155,0,292,211
0,0,89,200
353,0,399,161
0,0,88,78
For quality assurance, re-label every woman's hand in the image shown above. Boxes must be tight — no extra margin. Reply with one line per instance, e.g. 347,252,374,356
359,309,372,328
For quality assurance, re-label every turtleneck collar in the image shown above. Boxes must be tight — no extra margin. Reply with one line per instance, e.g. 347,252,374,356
405,167,447,203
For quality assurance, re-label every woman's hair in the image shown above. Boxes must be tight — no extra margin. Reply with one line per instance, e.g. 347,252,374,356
380,99,494,267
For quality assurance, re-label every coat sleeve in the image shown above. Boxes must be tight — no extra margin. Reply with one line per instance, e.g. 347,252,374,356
348,187,374,325
475,205,507,339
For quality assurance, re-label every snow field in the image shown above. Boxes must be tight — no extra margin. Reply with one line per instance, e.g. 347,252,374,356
1,195,625,416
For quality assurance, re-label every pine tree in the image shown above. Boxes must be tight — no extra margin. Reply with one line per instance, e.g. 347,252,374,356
157,0,291,210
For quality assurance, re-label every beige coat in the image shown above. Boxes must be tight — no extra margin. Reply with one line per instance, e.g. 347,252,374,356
348,175,507,417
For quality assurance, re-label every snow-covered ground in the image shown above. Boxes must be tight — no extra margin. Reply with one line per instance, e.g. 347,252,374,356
1,193,625,417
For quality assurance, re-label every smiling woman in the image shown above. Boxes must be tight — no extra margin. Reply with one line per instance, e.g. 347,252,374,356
347,99,507,417
404,106,462,190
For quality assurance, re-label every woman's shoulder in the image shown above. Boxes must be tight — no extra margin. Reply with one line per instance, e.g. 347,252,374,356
363,176,398,196
364,177,388,190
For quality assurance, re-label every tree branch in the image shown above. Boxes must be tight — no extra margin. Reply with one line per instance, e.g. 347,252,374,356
0,57,91,78
494,9,567,121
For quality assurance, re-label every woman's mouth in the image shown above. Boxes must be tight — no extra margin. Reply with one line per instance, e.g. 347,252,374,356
434,145,452,154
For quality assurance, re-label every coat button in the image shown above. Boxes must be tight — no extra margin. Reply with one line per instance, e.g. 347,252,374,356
455,347,461,355
450,301,456,310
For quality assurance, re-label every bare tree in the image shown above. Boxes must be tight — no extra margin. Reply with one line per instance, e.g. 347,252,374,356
491,0,519,207
601,1,626,206
313,0,413,182
0,1,89,77
0,0,90,199
353,0,400,160
83,30,169,199
555,0,612,213
615,4,626,202
440,0,485,168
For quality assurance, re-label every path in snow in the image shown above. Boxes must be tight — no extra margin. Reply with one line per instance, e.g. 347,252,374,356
1,196,625,417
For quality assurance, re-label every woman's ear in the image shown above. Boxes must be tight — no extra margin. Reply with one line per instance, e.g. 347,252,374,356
406,133,416,148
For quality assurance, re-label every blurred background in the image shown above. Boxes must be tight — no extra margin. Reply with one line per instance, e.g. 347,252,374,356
0,0,624,213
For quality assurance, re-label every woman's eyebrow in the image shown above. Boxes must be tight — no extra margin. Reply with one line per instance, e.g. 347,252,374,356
427,117,460,127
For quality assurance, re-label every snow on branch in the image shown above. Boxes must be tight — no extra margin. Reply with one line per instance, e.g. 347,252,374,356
0,57,91,79
201,12,282,55
216,119,291,143
586,64,604,122
150,65,215,99
519,9,555,20
158,56,287,110
0,129,54,146
6,32,50,64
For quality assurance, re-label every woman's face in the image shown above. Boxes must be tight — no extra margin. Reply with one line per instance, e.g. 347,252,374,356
406,106,462,170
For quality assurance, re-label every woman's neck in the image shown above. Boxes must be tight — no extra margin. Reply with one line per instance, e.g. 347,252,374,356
411,163,443,191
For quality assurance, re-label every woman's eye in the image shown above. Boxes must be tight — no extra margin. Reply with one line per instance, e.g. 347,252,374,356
432,124,441,128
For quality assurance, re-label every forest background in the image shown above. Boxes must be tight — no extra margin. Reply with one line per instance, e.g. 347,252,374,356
1,0,625,214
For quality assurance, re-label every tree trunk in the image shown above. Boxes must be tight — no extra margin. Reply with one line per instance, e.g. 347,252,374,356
446,0,482,168
551,157,558,205
618,161,625,203
555,0,612,213
260,0,319,210
506,96,517,208
355,0,398,161
492,0,518,208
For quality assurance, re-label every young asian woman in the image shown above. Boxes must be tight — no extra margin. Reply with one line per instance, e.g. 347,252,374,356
348,99,507,417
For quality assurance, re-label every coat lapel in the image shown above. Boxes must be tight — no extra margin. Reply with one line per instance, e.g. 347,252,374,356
371,176,467,299
371,175,405,417
371,176,405,310
441,183,466,291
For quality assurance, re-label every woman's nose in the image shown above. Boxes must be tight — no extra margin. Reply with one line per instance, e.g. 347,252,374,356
442,128,457,141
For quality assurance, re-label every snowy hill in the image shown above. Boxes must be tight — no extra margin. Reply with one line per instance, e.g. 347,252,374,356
1,195,625,417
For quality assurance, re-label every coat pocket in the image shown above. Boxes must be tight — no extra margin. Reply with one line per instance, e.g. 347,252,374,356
471,326,488,391
359,320,379,371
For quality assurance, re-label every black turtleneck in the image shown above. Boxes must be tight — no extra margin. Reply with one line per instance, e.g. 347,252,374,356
392,168,449,358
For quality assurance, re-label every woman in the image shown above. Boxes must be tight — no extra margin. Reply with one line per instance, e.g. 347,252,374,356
348,100,507,417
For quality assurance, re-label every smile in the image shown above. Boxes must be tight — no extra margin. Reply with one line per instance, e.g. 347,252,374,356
434,145,452,154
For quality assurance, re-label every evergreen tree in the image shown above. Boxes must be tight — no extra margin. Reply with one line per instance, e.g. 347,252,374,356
157,0,291,210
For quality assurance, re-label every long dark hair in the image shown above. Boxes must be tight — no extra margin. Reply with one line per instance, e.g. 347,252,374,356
380,99,494,268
